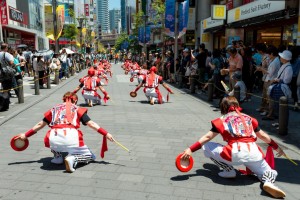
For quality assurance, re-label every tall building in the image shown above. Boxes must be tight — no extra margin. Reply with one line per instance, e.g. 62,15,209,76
96,0,109,33
109,9,121,33
121,0,127,33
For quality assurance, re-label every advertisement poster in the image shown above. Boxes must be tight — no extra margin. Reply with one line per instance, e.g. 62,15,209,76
0,0,8,25
56,5,65,39
45,5,54,39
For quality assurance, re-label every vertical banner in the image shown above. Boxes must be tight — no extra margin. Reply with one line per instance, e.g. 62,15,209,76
0,0,8,25
178,0,189,38
45,5,54,40
138,27,144,44
56,5,65,40
297,3,300,45
145,26,151,43
64,3,69,17
165,0,175,37
84,4,89,16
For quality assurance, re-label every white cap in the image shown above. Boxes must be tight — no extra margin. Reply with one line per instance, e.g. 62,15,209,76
279,50,292,61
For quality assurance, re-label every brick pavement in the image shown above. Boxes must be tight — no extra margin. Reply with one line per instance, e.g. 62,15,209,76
0,64,299,200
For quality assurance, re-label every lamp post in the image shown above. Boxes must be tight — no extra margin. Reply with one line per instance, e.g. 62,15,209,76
76,17,84,53
142,15,149,60
174,0,185,86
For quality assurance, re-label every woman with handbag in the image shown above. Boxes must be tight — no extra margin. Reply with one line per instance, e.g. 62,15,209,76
267,50,293,122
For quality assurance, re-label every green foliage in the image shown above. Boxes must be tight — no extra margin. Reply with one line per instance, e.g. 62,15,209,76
62,24,78,40
114,32,129,51
149,0,165,25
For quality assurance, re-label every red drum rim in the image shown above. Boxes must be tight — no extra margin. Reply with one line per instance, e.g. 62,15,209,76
10,135,29,151
130,91,137,98
175,153,194,172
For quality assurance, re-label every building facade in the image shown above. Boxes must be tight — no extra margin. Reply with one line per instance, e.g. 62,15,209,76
0,0,46,50
121,0,127,33
96,0,109,33
109,9,121,33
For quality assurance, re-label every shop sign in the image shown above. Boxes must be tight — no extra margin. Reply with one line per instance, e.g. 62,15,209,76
84,4,89,16
187,8,195,29
186,30,195,45
0,0,8,25
201,33,210,43
211,5,226,20
227,0,285,23
202,17,224,30
9,6,24,23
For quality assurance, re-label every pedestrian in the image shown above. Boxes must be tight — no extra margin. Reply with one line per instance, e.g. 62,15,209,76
16,91,114,173
181,96,286,198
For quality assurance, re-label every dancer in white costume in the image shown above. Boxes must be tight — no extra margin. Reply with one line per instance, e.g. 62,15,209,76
17,92,114,173
132,66,174,105
73,67,110,107
181,97,286,198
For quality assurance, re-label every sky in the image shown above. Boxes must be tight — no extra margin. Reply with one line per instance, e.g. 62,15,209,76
109,0,120,10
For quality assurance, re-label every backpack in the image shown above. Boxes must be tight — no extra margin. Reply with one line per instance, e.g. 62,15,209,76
0,53,16,82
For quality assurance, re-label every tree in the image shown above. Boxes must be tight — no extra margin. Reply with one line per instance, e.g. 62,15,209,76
114,32,129,51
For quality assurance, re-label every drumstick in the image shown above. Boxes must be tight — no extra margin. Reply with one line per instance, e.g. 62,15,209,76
113,139,130,152
221,80,229,91
284,154,298,166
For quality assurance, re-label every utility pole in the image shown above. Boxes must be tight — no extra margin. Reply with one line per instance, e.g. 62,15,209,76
53,0,59,53
174,0,179,74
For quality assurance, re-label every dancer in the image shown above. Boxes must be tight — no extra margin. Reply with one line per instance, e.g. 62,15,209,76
181,96,286,198
73,67,110,106
132,66,174,105
16,92,114,173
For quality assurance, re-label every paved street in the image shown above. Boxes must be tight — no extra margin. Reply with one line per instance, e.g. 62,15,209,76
0,63,299,200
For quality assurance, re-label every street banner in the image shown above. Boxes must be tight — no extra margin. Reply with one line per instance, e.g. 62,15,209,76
84,4,89,16
178,0,189,38
56,5,65,40
138,27,143,44
165,0,175,37
45,5,54,40
0,0,8,25
145,26,150,43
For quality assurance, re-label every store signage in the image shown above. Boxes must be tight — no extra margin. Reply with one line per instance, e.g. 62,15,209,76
227,0,285,23
203,17,224,30
211,5,226,20
9,6,24,23
0,0,8,25
84,4,89,16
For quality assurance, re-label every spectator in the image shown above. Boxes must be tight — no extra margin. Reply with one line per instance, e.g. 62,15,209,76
226,71,247,103
266,50,293,122
192,43,206,89
289,46,300,110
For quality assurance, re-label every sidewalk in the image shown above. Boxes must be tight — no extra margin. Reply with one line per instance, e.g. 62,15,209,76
170,84,300,154
0,71,84,126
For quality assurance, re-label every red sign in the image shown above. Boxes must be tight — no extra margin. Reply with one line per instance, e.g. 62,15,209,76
9,6,24,23
84,4,89,16
0,0,8,25
226,0,233,10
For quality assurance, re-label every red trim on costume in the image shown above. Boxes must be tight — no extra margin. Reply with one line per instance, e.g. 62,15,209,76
100,136,108,158
189,141,202,152
265,146,275,169
166,87,172,93
78,130,84,147
220,146,232,162
156,88,163,104
97,127,108,136
24,129,36,137
44,130,51,147
77,107,88,119
268,139,279,150
44,110,52,123
251,117,259,130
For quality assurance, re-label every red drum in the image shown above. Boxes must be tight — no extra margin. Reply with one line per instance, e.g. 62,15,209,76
175,153,194,172
10,135,29,151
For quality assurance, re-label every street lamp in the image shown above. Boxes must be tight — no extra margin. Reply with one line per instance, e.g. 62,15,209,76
141,15,149,60
76,17,84,53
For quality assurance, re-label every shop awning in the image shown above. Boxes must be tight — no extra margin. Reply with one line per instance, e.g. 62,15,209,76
227,9,298,28
203,25,225,33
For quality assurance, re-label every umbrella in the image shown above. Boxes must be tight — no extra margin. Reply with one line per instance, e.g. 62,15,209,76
17,44,28,49
34,49,54,57
59,48,74,54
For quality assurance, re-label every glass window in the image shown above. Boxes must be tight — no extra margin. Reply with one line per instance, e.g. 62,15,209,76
257,27,281,47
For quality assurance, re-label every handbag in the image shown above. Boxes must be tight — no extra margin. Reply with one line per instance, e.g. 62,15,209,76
185,66,191,77
0,53,16,81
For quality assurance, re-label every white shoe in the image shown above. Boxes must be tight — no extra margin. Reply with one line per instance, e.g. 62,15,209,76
260,111,268,116
91,153,96,161
64,156,76,173
263,182,286,198
51,156,63,164
218,169,236,178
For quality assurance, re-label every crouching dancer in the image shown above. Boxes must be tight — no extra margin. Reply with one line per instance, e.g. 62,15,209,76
17,92,114,173
181,96,286,198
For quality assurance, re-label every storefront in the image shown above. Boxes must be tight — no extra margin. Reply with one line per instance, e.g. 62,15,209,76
201,17,225,50
2,26,35,49
227,0,299,47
